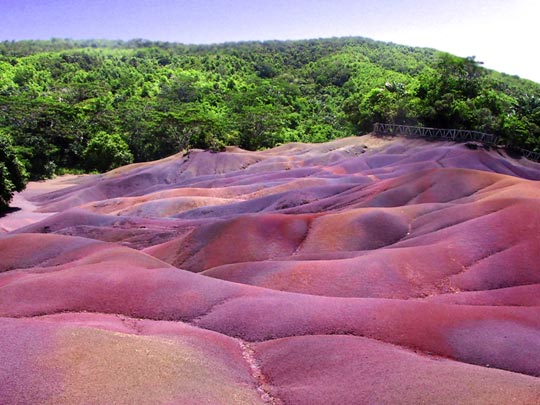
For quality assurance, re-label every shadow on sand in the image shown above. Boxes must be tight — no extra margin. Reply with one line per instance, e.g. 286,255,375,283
0,207,21,218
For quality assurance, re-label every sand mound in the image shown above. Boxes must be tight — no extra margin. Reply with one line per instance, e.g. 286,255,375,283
1,134,540,403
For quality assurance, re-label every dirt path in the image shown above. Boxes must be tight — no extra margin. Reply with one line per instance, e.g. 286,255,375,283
0,175,92,234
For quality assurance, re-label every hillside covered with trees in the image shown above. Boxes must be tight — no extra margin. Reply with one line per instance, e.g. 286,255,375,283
1,37,540,210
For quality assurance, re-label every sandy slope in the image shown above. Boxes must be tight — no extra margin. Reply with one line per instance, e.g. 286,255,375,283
0,174,95,233
1,135,540,404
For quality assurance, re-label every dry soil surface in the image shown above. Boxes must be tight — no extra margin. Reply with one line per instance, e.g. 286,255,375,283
1,135,540,404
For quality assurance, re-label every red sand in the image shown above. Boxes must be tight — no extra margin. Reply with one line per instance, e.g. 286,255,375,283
1,135,540,404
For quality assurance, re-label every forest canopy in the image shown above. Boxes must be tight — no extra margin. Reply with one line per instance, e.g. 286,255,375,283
1,36,540,209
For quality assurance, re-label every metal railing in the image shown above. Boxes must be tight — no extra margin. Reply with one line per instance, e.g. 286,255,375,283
373,123,540,162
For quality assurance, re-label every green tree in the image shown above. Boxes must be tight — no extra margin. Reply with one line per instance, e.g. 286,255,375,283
0,130,27,212
416,54,486,129
355,81,419,131
1,37,540,170
504,94,540,149
0,95,87,178
83,131,133,172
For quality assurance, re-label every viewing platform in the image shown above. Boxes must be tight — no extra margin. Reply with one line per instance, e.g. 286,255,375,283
373,123,540,162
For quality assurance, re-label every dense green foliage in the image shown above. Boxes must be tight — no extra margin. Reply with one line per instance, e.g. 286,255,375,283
0,130,27,211
1,37,540,187
83,131,133,172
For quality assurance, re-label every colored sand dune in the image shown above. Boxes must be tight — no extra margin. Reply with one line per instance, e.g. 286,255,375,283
1,135,540,404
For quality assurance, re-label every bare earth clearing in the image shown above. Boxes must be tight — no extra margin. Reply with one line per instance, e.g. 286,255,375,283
1,135,540,404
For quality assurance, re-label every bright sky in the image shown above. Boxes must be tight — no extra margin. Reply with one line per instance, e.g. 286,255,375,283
1,0,539,83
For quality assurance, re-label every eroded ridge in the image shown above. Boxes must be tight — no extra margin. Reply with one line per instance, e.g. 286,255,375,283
238,339,283,405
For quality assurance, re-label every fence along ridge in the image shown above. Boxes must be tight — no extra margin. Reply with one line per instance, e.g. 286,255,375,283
372,123,540,162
